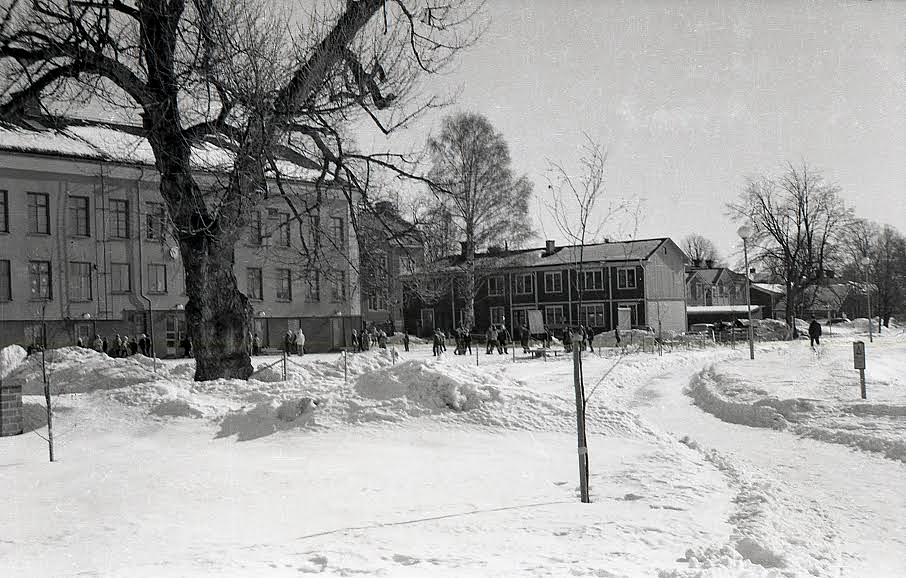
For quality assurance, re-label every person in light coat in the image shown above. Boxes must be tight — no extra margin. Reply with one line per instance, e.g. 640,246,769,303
296,328,306,355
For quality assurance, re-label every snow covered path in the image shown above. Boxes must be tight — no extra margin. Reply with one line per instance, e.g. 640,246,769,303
620,352,906,577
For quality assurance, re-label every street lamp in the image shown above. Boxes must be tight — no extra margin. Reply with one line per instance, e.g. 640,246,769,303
861,256,873,343
737,225,755,360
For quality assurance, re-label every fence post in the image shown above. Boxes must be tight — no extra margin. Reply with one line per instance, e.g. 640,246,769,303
282,348,287,381
344,349,348,383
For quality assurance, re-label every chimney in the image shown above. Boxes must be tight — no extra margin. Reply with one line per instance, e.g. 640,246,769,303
705,259,714,268
544,239,556,255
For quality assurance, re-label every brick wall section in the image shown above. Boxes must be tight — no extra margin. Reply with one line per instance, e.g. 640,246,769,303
0,385,24,436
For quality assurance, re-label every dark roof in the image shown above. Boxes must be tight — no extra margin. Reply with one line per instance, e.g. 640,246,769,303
432,238,674,272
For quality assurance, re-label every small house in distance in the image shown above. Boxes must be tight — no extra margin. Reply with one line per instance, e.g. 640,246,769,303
685,261,761,327
403,237,688,337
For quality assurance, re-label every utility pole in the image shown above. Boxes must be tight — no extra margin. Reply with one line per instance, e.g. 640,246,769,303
572,343,589,503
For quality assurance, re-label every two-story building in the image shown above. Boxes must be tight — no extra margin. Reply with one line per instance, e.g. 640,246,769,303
0,119,361,354
404,238,688,337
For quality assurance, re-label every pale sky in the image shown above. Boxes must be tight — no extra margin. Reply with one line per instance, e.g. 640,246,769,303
362,0,906,264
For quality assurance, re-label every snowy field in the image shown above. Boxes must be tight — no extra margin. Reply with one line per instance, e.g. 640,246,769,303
1,324,905,577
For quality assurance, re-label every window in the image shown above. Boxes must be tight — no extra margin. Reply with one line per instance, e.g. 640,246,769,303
514,273,533,295
617,267,637,290
399,254,416,274
582,304,606,328
487,275,504,296
0,260,10,300
68,196,90,237
306,271,320,301
28,193,50,234
277,212,291,247
29,261,52,299
148,264,167,293
367,292,388,311
330,216,345,245
0,190,7,232
69,261,93,301
544,271,562,293
490,306,506,324
146,202,167,240
309,214,321,245
247,267,263,300
248,211,263,245
109,199,130,238
110,263,131,293
580,269,604,291
420,308,435,328
544,305,564,326
276,268,292,301
331,270,347,302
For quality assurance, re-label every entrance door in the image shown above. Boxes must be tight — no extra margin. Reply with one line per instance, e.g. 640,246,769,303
165,314,186,356
331,317,344,349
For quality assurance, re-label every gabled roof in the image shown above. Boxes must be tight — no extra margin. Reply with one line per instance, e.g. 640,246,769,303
430,238,675,272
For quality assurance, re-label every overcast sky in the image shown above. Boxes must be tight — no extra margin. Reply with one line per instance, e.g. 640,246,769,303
363,0,906,264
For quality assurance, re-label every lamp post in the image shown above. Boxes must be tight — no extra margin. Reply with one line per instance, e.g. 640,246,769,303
737,225,755,360
861,256,873,343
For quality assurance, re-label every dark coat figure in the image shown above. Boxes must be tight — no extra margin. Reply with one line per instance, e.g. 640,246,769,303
181,336,192,358
252,333,261,356
808,319,823,348
102,337,109,355
520,324,530,353
351,329,359,352
402,333,410,352
614,327,621,346
497,324,510,354
138,334,149,356
486,325,498,354
284,330,295,355
128,337,139,356
432,329,445,356
563,329,572,353
77,336,84,348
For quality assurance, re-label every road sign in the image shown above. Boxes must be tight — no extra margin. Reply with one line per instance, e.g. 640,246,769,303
853,341,866,370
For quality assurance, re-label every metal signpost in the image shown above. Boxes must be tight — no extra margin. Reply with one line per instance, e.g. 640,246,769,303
853,341,866,400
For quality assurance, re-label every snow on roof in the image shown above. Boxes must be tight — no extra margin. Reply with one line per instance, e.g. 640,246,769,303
752,283,785,295
687,305,762,314
541,238,667,265
0,120,329,182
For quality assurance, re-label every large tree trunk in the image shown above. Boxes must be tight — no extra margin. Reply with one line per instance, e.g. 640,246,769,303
181,232,254,381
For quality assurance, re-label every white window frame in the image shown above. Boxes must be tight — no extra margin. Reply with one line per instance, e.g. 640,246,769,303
544,271,562,293
69,195,90,237
544,305,564,326
28,192,50,234
580,269,604,291
276,268,292,301
617,267,637,290
514,273,533,295
582,303,605,327
487,275,505,297
109,198,130,239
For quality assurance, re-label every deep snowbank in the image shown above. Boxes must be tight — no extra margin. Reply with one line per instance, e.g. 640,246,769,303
0,344,27,378
686,339,906,462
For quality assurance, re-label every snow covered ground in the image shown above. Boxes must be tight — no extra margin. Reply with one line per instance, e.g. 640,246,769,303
1,326,904,576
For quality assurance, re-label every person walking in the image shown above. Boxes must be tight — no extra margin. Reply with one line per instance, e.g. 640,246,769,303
284,330,295,355
351,329,359,352
296,328,306,355
252,333,261,356
402,332,410,352
486,325,497,354
808,317,823,349
432,329,444,356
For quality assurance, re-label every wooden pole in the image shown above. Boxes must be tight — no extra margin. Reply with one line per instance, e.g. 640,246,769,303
41,321,54,462
859,368,867,400
573,346,589,503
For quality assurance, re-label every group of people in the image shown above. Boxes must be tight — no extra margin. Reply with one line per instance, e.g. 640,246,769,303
77,333,153,357
561,325,595,353
351,326,395,352
282,328,306,356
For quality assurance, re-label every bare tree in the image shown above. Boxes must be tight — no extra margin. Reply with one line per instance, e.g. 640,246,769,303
844,221,906,330
728,163,852,335
0,0,482,380
545,136,634,323
682,233,722,266
422,111,534,329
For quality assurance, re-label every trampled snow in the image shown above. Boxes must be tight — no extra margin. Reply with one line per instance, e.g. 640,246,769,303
2,331,905,576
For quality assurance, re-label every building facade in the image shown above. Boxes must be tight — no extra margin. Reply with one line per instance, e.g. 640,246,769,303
0,121,360,354
404,238,688,337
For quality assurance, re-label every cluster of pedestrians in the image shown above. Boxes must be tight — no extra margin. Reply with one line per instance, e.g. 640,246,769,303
281,328,306,356
561,325,595,353
77,333,154,357
351,326,393,352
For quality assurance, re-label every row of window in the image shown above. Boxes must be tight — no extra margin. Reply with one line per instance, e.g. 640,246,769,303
486,303,633,328
485,268,638,297
245,268,346,303
247,211,346,248
0,190,169,241
0,259,170,301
